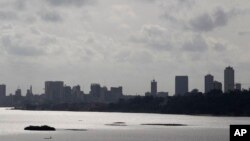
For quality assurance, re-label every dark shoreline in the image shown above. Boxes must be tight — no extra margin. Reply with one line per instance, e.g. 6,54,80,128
5,93,250,117
11,107,250,117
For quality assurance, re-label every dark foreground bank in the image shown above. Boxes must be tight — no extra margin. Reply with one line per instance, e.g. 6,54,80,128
17,90,250,117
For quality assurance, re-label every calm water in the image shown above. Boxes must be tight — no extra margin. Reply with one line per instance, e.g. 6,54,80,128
0,108,250,141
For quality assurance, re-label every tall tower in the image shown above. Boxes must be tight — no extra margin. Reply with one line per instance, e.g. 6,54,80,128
224,66,234,93
45,81,64,102
0,84,6,98
151,79,157,96
175,76,188,96
205,74,214,93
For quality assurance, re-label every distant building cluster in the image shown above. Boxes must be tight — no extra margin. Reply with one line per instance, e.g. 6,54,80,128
0,81,124,106
146,66,244,96
0,66,247,107
204,66,239,94
145,79,169,98
179,66,243,95
44,81,123,104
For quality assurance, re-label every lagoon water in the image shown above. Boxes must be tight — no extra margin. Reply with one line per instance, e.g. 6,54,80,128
0,108,250,141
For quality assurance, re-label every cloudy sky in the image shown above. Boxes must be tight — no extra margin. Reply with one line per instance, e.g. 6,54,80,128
0,0,250,95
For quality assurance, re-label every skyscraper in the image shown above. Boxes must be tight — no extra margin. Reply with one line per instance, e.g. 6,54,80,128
224,66,234,93
175,76,188,96
0,84,6,98
15,88,22,97
205,74,214,93
90,83,101,97
45,81,64,102
151,79,157,96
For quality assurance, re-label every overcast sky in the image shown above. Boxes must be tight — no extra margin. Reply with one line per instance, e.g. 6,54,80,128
0,0,250,95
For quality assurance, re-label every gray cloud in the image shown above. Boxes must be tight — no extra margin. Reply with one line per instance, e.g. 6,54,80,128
213,8,228,26
46,0,95,7
142,24,166,36
129,51,153,64
39,11,63,22
182,35,208,52
130,25,173,51
238,31,250,36
189,7,237,32
1,36,46,56
0,10,18,20
213,43,226,51
114,50,131,63
160,0,195,24
115,50,153,64
14,0,27,10
39,36,57,46
190,13,214,32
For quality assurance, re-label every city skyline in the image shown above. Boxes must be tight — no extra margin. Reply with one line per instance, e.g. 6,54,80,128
0,0,250,95
0,1,250,141
1,66,247,96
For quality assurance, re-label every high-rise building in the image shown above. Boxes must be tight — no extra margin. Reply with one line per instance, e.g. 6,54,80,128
0,84,6,98
224,66,235,93
109,86,123,102
26,85,33,98
90,84,101,97
205,74,214,93
175,76,188,96
100,86,108,101
45,81,64,102
151,79,157,96
15,88,22,97
110,86,123,96
63,85,72,102
213,81,222,91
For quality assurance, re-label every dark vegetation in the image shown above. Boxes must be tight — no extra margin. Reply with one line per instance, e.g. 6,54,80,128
105,90,250,116
22,90,250,116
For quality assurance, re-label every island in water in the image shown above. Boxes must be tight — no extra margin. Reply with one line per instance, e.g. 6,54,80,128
24,125,56,131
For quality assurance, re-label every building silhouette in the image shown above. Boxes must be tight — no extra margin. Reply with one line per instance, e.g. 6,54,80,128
63,85,72,102
90,83,101,97
100,86,108,102
0,84,6,98
15,88,22,97
205,74,214,93
151,79,157,96
69,85,84,103
26,86,33,98
175,76,188,96
45,81,64,102
235,83,241,91
110,87,123,96
109,86,123,101
213,81,222,91
224,66,234,93
157,92,169,98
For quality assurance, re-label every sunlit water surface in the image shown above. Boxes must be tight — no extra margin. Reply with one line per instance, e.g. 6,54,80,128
0,108,249,141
